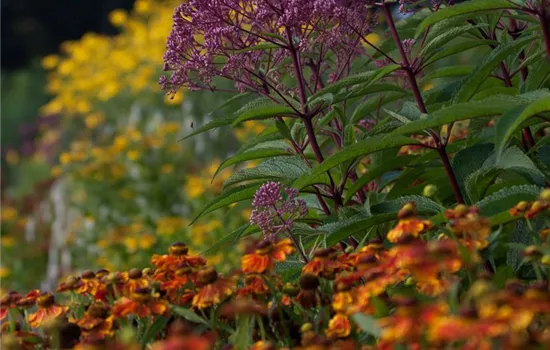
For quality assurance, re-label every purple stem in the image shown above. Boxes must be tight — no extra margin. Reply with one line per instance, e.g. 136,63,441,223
383,3,464,204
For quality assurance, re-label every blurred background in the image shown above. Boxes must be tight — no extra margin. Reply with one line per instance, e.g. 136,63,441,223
1,0,260,292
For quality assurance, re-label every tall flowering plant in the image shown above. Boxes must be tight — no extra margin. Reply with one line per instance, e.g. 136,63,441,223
157,0,550,346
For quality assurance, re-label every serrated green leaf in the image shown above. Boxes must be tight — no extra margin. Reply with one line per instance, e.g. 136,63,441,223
351,92,409,123
423,40,495,67
224,156,309,188
309,64,400,100
475,184,543,217
345,155,417,202
192,183,260,223
275,118,293,140
292,135,419,189
341,83,409,101
179,115,235,141
390,96,521,136
419,24,487,57
232,104,296,126
415,0,516,36
352,313,382,337
214,148,290,180
465,167,503,203
422,65,474,84
495,97,550,160
370,195,444,215
453,35,533,103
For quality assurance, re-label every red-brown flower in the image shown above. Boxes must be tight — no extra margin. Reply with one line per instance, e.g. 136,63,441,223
192,267,235,309
112,288,169,318
26,292,69,328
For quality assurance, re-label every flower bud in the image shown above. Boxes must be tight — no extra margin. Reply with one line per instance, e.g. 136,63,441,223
283,283,299,296
128,268,143,279
300,323,313,333
398,202,416,219
423,185,437,198
540,189,550,202
299,274,320,290
169,242,189,256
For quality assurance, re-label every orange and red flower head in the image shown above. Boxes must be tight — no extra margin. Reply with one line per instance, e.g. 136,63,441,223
302,247,346,279
112,287,169,318
241,238,295,274
192,267,235,309
26,292,69,328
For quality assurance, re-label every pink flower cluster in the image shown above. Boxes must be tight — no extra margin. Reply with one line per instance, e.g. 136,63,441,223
160,0,376,94
250,182,307,236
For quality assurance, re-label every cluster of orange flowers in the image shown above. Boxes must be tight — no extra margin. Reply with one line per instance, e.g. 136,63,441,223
2,194,550,349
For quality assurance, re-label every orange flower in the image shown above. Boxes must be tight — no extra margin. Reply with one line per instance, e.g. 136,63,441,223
26,292,69,328
445,205,491,250
77,271,100,296
123,268,149,296
1,291,22,320
151,242,206,273
387,218,432,243
75,302,114,337
15,289,40,308
302,247,346,279
151,321,214,350
236,274,270,298
241,238,295,274
326,314,351,339
250,340,276,350
56,276,84,293
192,267,235,309
112,288,169,318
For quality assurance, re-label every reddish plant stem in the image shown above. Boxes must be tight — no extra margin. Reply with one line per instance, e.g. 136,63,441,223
273,205,309,263
540,1,550,60
287,30,343,208
383,3,464,204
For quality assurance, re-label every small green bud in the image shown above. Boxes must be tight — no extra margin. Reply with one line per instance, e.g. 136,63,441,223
423,184,437,198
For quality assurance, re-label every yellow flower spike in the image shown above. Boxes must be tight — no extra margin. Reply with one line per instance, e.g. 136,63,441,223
41,54,60,70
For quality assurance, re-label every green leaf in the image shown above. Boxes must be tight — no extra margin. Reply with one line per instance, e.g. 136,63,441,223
192,183,260,223
201,224,258,256
214,148,290,180
423,40,495,67
345,155,417,202
224,156,310,188
232,103,296,126
141,316,169,346
309,64,400,100
233,315,252,350
370,195,444,216
495,97,550,160
292,135,419,189
453,35,533,103
179,115,235,141
390,96,521,136
351,91,409,123
422,65,474,84
475,184,543,217
172,306,209,325
415,0,516,36
419,24,488,57
465,167,503,203
352,313,382,337
275,118,293,140
322,213,396,247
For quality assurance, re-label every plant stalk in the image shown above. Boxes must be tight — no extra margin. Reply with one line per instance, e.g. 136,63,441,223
383,3,464,204
540,2,550,60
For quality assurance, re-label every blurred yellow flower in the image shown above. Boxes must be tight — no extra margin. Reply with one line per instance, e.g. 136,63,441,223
124,237,138,253
0,236,15,248
363,32,381,47
0,267,10,279
140,234,156,249
156,217,186,236
41,54,60,70
161,164,174,174
85,112,105,129
164,92,184,105
109,9,128,26
1,206,17,222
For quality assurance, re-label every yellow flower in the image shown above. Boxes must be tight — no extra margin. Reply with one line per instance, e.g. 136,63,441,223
363,32,381,47
0,267,10,279
109,9,128,27
139,235,156,249
127,150,141,161
41,54,60,70
85,112,105,129
1,207,18,222
1,236,16,248
164,92,184,105
123,237,138,253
